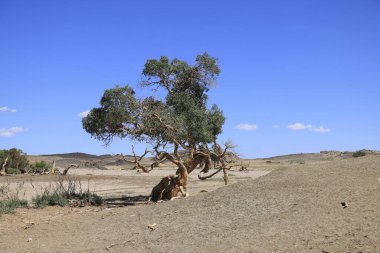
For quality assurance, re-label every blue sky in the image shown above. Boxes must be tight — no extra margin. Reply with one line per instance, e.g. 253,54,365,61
1,0,379,158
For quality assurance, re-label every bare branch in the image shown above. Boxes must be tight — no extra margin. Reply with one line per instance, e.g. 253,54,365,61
198,168,223,180
131,145,154,173
61,164,79,176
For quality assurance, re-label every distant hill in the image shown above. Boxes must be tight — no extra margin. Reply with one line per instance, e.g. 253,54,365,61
39,152,102,159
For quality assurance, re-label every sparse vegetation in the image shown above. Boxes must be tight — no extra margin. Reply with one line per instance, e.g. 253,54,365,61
0,181,28,215
0,198,28,215
33,191,68,208
353,150,366,158
1,175,102,213
29,160,50,174
32,176,103,208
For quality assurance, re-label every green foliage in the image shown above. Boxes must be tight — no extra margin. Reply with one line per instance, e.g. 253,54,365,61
74,192,103,205
90,193,103,205
353,150,366,157
29,161,49,173
0,198,28,216
32,191,103,208
6,168,21,174
33,192,69,208
0,148,29,174
82,53,225,147
82,85,141,143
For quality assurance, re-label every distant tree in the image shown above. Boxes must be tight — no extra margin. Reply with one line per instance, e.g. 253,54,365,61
83,53,234,201
352,150,366,158
0,148,29,175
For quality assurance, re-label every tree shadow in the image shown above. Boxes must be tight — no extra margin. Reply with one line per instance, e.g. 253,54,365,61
103,195,151,207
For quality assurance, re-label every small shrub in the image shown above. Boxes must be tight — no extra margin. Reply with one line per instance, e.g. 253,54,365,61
75,192,103,205
29,161,50,174
6,167,22,174
91,194,103,205
353,150,366,158
33,191,69,208
0,198,28,216
32,176,103,208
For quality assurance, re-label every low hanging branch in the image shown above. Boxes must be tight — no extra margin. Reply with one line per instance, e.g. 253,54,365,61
198,167,223,180
198,165,233,185
196,146,235,185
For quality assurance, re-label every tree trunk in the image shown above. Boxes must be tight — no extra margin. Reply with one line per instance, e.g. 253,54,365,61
0,157,8,176
223,167,229,185
150,165,189,202
150,156,205,202
50,160,56,174
150,175,181,202
149,147,233,201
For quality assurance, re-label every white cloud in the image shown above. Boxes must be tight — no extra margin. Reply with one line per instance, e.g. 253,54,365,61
287,123,330,133
287,123,313,131
310,126,331,133
236,123,258,131
77,110,90,118
0,106,17,113
0,127,27,137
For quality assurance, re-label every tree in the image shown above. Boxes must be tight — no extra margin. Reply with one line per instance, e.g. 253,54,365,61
0,148,29,175
83,53,234,201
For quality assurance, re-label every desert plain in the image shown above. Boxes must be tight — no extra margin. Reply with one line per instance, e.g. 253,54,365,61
0,151,379,253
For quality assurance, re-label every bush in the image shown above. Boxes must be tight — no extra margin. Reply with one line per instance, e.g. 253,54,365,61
6,167,22,174
75,192,103,206
32,176,103,208
353,150,366,158
0,198,28,216
0,181,28,215
33,191,103,208
29,161,50,174
91,193,103,205
33,191,69,208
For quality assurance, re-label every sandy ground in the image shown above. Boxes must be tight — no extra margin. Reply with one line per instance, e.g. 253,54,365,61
0,167,270,201
0,154,379,252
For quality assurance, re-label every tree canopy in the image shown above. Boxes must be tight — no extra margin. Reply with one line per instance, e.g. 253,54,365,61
83,53,225,147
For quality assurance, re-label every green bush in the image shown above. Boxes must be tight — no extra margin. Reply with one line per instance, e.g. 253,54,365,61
6,167,22,174
29,161,49,173
0,198,28,216
32,176,103,208
91,193,103,205
353,150,366,158
33,191,103,208
75,192,103,205
33,192,69,208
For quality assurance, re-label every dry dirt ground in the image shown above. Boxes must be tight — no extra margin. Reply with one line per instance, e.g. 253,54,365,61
0,153,379,252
